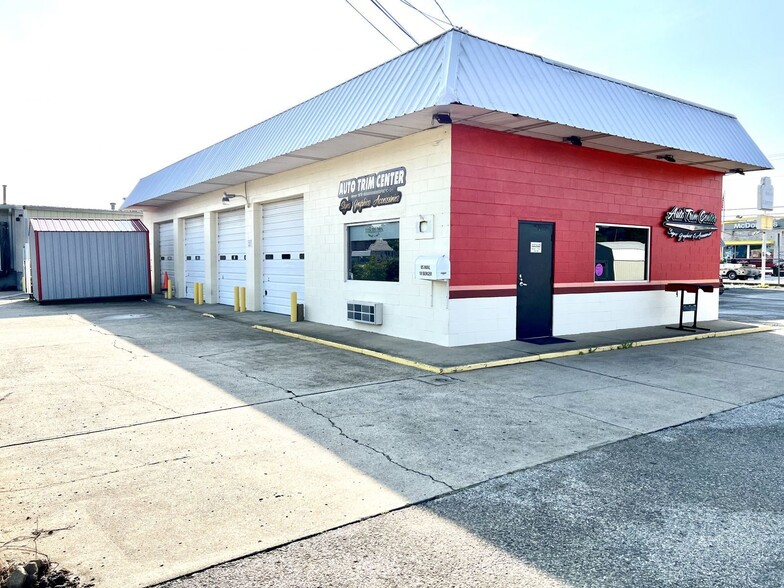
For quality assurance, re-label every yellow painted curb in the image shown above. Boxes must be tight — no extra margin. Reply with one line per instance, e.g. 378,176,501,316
252,325,442,373
252,324,775,374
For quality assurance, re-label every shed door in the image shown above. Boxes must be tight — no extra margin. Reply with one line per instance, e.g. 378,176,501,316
184,216,205,299
263,199,304,314
217,209,246,306
158,221,174,294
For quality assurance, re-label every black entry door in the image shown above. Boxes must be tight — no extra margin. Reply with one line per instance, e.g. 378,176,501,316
516,221,555,340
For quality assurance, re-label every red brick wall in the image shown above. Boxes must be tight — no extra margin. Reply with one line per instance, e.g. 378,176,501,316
450,125,723,291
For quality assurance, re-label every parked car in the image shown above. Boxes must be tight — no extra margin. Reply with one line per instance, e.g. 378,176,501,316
720,262,760,281
729,257,781,275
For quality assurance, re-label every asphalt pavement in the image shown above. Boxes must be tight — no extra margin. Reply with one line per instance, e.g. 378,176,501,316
719,285,784,326
160,395,784,588
1,290,783,587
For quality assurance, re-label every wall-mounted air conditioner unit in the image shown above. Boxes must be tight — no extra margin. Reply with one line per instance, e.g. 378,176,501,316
347,301,383,325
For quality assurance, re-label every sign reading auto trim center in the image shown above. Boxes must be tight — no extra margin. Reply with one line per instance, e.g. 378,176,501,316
338,167,406,214
662,206,718,241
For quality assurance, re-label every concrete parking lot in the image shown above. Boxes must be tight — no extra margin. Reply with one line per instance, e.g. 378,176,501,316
1,293,783,587
161,395,784,588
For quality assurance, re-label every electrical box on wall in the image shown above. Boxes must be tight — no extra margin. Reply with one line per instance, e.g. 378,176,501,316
415,214,434,239
415,255,450,280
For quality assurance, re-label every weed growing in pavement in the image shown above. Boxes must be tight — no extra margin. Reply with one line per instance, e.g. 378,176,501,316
0,522,90,588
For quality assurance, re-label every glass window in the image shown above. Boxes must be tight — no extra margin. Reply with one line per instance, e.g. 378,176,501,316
348,221,399,282
594,224,649,282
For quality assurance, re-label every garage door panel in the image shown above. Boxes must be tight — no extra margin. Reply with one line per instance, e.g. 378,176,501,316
184,216,205,299
218,209,246,306
265,220,304,233
158,221,174,294
263,199,304,314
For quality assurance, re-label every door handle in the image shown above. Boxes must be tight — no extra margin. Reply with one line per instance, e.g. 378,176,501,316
519,274,527,287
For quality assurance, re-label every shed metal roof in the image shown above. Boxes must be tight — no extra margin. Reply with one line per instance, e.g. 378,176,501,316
124,30,771,208
30,218,148,233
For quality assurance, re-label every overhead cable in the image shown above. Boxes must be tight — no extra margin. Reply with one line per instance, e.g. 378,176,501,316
398,0,448,29
344,0,403,52
370,0,420,46
432,0,453,27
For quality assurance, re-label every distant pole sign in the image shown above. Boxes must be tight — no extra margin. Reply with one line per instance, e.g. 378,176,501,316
662,206,718,241
758,177,774,211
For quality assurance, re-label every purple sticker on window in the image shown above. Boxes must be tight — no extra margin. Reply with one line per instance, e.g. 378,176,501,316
595,263,604,277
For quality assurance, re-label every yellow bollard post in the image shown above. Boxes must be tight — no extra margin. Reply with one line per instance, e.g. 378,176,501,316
290,291,297,322
167,278,173,300
198,282,204,305
240,287,246,313
233,286,240,312
195,282,201,305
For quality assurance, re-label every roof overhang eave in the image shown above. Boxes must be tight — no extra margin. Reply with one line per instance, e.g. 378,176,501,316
124,105,771,208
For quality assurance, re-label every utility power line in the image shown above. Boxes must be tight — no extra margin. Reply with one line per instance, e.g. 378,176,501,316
345,0,456,54
344,0,403,52
398,0,448,30
431,0,453,27
370,0,419,46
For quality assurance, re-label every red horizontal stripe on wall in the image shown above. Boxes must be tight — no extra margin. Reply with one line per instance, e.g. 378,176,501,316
449,281,721,298
450,287,515,299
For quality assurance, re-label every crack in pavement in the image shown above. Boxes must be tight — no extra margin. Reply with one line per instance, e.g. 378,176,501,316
291,396,456,492
203,357,294,394
540,359,742,408
1,456,190,494
70,372,181,416
0,391,13,402
198,357,453,490
0,373,418,450
112,338,143,358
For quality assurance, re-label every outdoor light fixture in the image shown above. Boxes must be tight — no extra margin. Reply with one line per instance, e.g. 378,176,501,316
729,168,745,175
432,112,452,125
563,135,582,147
222,192,249,207
656,154,676,163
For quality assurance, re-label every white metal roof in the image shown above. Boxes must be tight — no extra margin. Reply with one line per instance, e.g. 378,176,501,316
30,218,148,232
124,30,771,208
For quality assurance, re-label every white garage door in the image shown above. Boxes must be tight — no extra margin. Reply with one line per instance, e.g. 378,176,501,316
263,198,304,314
158,221,174,294
184,215,205,299
217,209,246,306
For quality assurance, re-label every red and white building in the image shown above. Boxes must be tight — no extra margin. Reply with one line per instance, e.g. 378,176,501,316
124,30,770,346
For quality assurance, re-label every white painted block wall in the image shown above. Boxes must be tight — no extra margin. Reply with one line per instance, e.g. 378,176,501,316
142,127,453,344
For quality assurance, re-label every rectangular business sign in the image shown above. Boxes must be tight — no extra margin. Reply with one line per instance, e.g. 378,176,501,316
338,167,406,215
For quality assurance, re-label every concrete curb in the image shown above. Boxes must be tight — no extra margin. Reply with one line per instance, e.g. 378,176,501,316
251,324,775,374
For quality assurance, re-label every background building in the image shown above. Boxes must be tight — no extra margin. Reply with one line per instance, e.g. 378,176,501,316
722,216,783,262
0,203,143,293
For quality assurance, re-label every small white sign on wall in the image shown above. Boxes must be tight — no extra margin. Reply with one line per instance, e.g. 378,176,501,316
530,241,542,254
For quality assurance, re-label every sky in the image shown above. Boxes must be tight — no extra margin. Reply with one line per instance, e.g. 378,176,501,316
1,0,782,216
